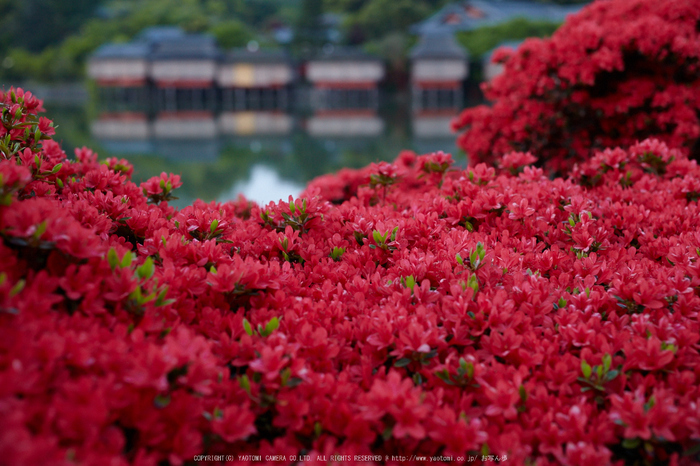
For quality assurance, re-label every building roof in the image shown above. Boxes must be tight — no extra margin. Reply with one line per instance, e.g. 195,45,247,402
150,34,222,60
224,48,292,64
411,0,587,34
136,26,186,45
410,31,468,60
308,46,382,63
91,42,151,60
90,26,222,61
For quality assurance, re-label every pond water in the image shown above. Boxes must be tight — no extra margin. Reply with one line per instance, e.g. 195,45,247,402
43,88,482,207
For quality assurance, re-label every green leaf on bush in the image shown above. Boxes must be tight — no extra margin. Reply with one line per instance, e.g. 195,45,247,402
121,252,133,269
683,442,700,457
581,360,592,379
9,279,25,297
603,354,612,373
467,274,479,295
107,248,119,270
394,358,411,367
382,425,393,440
239,374,251,393
280,367,291,385
403,275,416,291
136,257,155,280
242,318,253,336
622,438,641,449
34,221,47,239
286,377,303,388
153,394,170,409
330,246,345,261
519,385,528,403
264,317,279,335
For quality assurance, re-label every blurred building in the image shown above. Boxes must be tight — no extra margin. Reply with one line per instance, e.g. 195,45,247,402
409,32,468,112
306,110,384,138
87,42,151,109
87,42,151,88
90,111,153,154
217,48,294,111
153,111,220,161
306,47,385,110
219,111,294,137
149,32,221,111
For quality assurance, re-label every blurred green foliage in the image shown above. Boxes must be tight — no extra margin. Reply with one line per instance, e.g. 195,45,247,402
325,0,448,44
0,0,288,82
292,0,325,56
0,0,568,83
456,17,561,60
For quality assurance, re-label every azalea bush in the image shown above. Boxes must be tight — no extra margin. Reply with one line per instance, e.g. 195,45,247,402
453,0,700,174
1,86,700,466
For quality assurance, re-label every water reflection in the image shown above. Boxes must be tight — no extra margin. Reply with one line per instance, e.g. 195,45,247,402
221,165,304,206
67,87,476,206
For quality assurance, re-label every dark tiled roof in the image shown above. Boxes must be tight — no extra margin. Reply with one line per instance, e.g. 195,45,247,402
91,26,222,61
410,32,468,60
91,43,151,59
224,49,292,64
309,46,382,62
150,35,222,60
411,0,587,34
136,26,186,44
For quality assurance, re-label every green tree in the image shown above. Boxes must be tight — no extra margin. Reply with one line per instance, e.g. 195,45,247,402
456,18,561,60
208,20,255,49
325,0,447,43
293,0,325,56
1,0,102,53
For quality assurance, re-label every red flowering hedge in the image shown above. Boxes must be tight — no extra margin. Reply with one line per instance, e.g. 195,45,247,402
453,0,700,174
2,87,700,466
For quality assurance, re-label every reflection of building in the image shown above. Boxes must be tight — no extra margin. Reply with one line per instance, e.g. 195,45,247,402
90,110,220,161
153,111,218,139
87,43,151,111
91,112,153,154
483,40,523,81
306,48,384,110
218,49,294,111
412,110,456,139
219,111,293,136
410,0,586,34
307,110,384,138
410,32,468,111
219,111,294,160
411,108,461,157
153,111,220,161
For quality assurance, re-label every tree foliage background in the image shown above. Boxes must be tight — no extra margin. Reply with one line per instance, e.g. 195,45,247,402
0,0,584,82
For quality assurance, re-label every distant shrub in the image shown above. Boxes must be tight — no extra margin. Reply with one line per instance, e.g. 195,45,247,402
455,17,560,60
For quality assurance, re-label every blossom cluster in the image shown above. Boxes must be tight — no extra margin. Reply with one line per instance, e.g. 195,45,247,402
1,86,700,465
453,0,700,174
